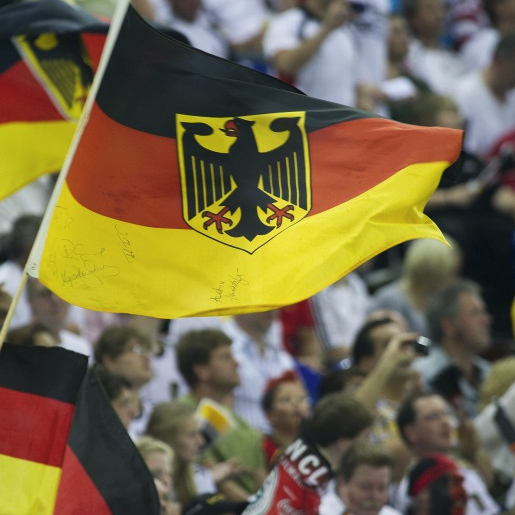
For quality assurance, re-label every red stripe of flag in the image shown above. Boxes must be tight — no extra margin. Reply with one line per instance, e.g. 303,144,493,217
0,59,64,122
54,446,113,515
0,386,75,467
67,103,456,228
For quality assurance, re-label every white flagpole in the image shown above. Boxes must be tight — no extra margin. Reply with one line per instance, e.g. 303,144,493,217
0,0,132,349
26,0,132,279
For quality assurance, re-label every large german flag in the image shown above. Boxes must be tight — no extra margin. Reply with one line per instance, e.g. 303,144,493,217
0,0,107,200
33,5,463,318
53,369,161,515
0,342,87,515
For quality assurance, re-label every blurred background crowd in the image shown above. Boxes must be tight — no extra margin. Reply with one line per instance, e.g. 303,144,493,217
1,0,515,514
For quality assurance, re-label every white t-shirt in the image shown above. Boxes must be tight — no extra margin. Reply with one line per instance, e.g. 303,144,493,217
406,39,471,96
200,0,270,46
263,8,359,106
459,28,499,71
310,272,371,352
320,480,402,515
168,17,229,58
450,71,515,158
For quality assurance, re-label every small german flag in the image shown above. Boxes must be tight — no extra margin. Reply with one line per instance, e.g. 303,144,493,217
0,0,107,200
0,342,88,515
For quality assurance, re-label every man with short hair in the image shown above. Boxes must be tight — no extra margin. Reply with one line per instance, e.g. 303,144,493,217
241,393,374,515
350,316,419,482
414,279,492,417
94,325,156,437
320,442,401,515
94,326,155,390
175,328,268,501
393,393,499,515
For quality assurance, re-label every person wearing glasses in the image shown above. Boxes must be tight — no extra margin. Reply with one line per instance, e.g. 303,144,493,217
94,325,157,438
392,393,499,515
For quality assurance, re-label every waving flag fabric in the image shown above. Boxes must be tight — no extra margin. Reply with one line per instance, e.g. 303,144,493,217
0,0,107,200
0,343,87,515
31,5,463,318
54,369,161,515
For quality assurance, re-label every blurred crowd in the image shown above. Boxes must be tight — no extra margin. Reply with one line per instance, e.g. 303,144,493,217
2,0,515,514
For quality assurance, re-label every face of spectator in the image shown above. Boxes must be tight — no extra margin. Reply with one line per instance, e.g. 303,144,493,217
205,343,240,389
28,282,69,331
388,15,410,62
0,289,11,327
104,336,154,389
409,0,445,40
146,451,174,493
445,292,491,354
495,0,515,29
405,395,455,455
169,0,200,22
111,386,140,428
267,380,311,432
174,415,204,464
363,322,413,380
435,104,464,130
496,49,515,91
337,465,391,515
33,329,59,347
233,310,277,335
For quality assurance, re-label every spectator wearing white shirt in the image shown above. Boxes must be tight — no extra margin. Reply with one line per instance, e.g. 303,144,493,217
404,0,471,96
224,311,296,433
320,442,402,515
450,30,515,160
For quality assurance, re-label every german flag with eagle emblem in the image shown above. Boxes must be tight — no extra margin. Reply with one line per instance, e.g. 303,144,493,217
30,4,463,318
0,0,108,200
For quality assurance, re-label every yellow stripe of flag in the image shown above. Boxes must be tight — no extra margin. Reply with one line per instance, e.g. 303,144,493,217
0,120,76,199
38,159,446,318
0,454,61,515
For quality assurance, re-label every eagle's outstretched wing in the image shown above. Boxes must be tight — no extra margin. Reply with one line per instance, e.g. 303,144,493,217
181,122,232,221
260,117,308,210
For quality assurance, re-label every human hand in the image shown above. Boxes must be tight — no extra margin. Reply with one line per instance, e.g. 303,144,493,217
377,331,418,376
211,457,247,484
322,0,353,31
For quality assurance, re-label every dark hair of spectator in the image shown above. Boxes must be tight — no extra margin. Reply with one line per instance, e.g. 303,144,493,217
338,442,394,481
94,325,151,363
351,317,396,366
175,329,232,389
307,393,373,448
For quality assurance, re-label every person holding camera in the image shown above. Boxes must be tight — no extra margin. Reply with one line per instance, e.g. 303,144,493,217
347,315,428,483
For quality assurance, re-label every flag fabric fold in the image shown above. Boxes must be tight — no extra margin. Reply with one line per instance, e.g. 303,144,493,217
32,5,463,318
53,368,161,515
0,0,107,200
0,343,88,515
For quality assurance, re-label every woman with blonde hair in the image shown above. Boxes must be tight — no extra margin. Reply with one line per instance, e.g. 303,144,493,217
368,235,462,335
136,435,179,515
146,402,207,505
